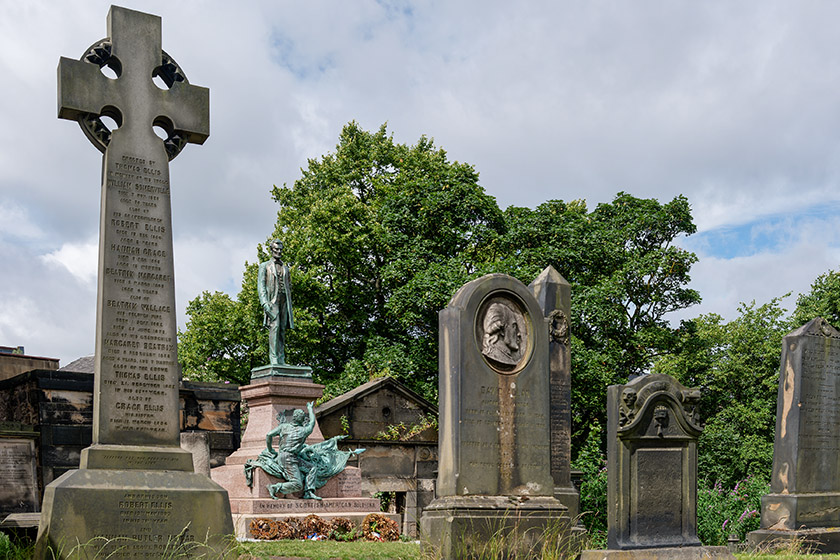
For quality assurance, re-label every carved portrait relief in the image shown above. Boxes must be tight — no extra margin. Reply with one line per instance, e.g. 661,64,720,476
476,294,532,373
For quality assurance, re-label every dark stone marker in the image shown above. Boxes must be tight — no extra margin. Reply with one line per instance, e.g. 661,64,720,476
421,273,571,558
528,265,579,518
35,7,232,558
748,318,840,553
581,373,734,560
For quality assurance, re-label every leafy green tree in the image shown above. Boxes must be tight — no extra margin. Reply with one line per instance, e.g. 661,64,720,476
268,121,505,399
793,268,840,328
494,193,701,453
654,298,791,487
178,123,704,454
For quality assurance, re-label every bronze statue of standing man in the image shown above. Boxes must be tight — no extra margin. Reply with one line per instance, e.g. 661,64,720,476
258,239,294,365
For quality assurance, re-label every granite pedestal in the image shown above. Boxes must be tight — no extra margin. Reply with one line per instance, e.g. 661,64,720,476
211,375,390,538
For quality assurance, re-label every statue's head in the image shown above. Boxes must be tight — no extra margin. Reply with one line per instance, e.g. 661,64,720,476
270,239,283,260
292,408,306,425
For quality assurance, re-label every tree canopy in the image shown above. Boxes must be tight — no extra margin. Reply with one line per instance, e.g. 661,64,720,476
179,121,704,460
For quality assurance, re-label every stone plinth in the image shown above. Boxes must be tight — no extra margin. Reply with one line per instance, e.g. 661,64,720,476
212,376,385,538
38,469,232,558
581,547,734,559
748,318,840,553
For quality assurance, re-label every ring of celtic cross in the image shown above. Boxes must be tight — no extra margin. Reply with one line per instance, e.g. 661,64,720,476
76,39,191,161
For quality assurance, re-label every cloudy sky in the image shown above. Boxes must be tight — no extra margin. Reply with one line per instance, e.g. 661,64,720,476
2,1,840,365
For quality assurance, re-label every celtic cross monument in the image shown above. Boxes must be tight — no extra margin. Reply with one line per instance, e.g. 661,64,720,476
35,6,232,558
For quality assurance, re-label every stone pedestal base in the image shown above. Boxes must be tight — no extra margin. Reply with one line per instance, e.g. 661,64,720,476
34,468,234,559
250,364,312,380
212,376,387,539
554,483,581,521
580,546,734,559
758,492,840,530
420,495,575,559
747,527,840,554
234,377,326,458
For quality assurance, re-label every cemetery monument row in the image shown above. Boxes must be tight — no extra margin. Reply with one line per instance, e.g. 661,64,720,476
748,318,840,553
35,6,233,558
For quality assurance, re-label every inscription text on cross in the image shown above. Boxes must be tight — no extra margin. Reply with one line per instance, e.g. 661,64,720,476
57,6,209,454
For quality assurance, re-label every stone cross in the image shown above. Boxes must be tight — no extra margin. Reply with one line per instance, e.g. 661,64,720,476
36,9,231,557
57,5,208,463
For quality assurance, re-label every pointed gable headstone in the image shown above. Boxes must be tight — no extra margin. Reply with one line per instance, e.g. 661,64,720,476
529,265,579,516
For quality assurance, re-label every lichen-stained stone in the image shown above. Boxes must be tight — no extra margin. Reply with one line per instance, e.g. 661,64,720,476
420,272,573,559
581,373,734,560
35,7,231,558
748,318,840,553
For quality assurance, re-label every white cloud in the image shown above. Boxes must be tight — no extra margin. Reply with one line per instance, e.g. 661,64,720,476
40,240,98,286
0,200,44,239
4,1,840,364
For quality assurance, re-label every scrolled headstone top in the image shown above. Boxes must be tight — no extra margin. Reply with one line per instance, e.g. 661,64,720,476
617,373,703,433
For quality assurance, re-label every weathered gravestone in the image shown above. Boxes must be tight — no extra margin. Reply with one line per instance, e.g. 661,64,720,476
748,318,840,552
0,427,40,516
35,6,233,558
420,273,572,558
581,374,734,559
528,265,580,518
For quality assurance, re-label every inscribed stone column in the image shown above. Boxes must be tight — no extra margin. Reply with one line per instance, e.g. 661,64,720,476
748,318,840,553
420,273,572,559
528,265,579,518
35,7,233,558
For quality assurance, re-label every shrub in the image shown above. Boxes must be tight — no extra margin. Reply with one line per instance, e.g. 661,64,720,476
697,475,769,546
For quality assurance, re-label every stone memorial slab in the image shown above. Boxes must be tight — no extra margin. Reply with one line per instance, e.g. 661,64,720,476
581,373,733,559
0,438,39,515
35,7,232,558
421,273,571,558
529,265,579,518
748,318,840,552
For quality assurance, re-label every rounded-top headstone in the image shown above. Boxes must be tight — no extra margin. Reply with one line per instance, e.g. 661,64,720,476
437,273,553,497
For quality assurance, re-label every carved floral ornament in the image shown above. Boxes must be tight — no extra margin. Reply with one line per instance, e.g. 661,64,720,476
77,39,190,160
617,374,703,437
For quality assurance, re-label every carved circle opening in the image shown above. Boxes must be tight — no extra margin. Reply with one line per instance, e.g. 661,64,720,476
76,40,190,161
475,292,532,374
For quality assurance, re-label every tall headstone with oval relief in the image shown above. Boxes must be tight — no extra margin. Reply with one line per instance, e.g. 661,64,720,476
748,318,840,553
420,273,572,558
35,6,232,558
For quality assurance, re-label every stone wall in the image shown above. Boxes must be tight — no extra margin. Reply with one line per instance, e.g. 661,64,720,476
0,369,240,505
0,352,58,383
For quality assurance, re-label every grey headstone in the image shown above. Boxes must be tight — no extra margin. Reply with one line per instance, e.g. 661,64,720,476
181,431,211,477
528,265,579,517
421,273,571,557
35,7,231,558
605,373,704,550
748,318,840,553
